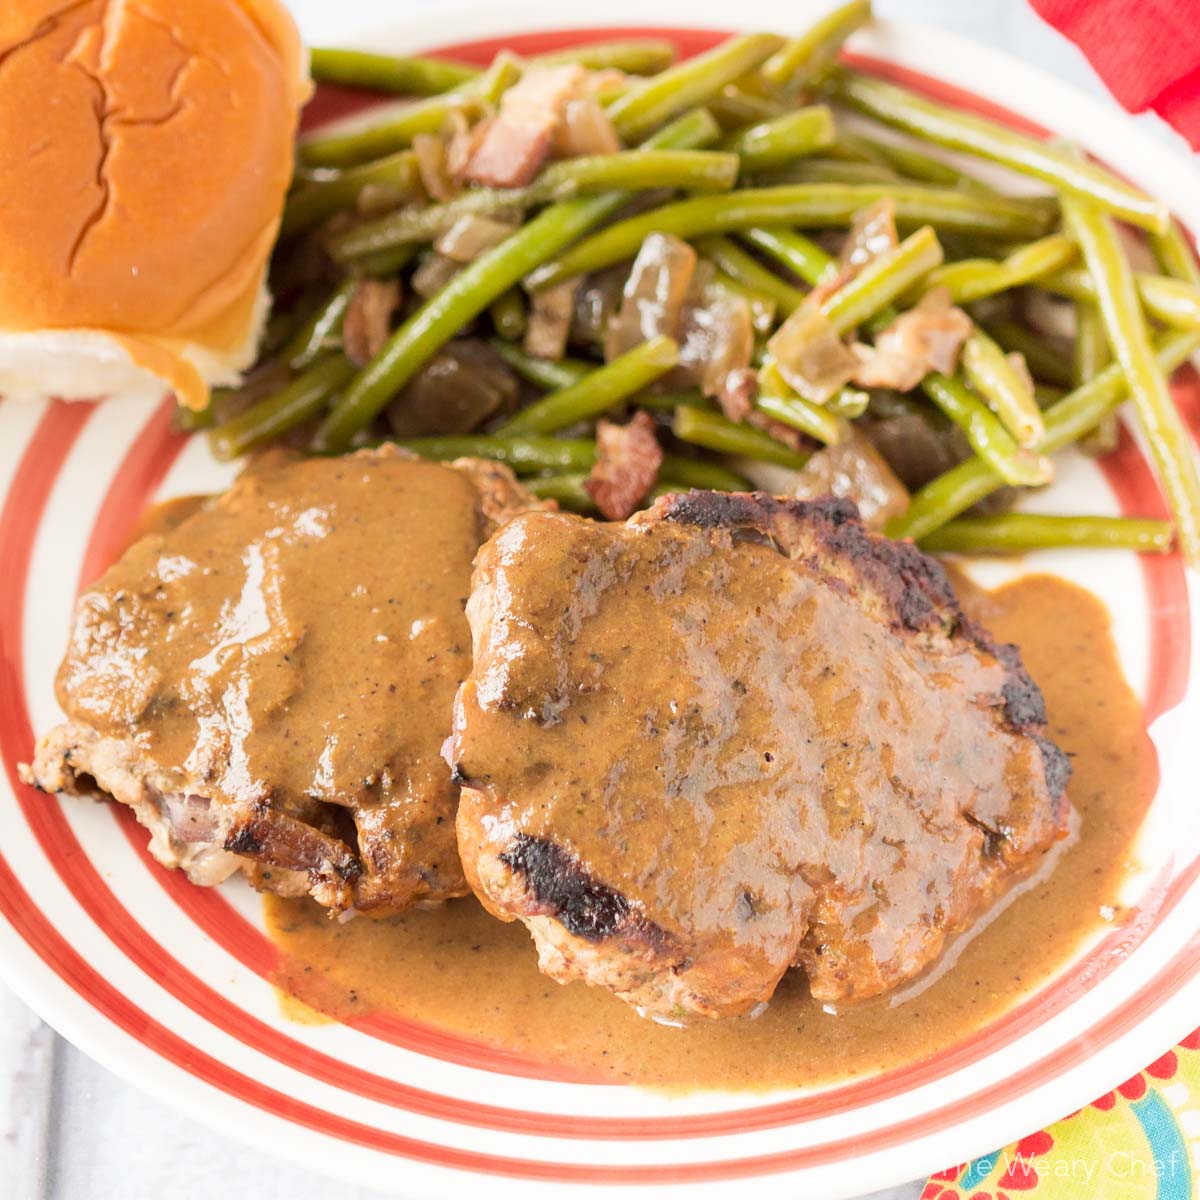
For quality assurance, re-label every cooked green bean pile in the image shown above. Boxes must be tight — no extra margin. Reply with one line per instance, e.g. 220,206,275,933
191,0,1200,562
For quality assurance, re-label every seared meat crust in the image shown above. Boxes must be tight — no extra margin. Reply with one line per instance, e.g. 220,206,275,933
452,492,1071,1019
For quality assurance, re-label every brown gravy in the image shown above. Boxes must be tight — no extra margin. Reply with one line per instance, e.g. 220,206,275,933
265,572,1155,1091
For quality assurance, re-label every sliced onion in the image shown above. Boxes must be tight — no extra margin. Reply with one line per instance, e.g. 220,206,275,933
676,290,755,398
840,198,898,272
554,97,621,157
571,265,628,348
412,133,457,202
435,213,519,262
525,279,579,360
766,302,859,404
790,428,910,530
386,339,518,437
604,232,698,360
411,252,463,299
342,278,401,368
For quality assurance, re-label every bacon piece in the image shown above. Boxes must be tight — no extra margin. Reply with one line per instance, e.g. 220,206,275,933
585,411,664,520
461,64,590,188
342,278,401,367
851,289,973,391
717,366,758,423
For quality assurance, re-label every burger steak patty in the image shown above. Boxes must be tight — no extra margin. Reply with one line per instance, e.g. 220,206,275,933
450,492,1071,1020
22,448,539,915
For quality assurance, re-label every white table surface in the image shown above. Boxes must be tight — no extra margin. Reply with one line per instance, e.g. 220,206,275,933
2,3,1188,1199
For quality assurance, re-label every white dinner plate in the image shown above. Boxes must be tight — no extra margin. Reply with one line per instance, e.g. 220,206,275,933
2,3,1199,1197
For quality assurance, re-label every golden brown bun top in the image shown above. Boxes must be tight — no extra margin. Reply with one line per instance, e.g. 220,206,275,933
0,0,307,348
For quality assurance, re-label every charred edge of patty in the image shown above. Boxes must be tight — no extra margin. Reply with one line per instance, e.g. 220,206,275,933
653,491,1071,801
225,813,362,883
498,834,668,948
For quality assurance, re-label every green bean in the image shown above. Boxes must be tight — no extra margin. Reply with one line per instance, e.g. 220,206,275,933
696,236,806,315
388,432,746,491
632,389,714,412
495,336,678,435
282,151,420,239
657,456,751,492
756,392,846,446
300,95,479,169
1074,301,1110,388
762,0,873,93
921,373,1053,487
762,158,901,186
315,111,718,451
1064,192,1200,565
210,356,355,461
741,226,836,286
1040,268,1200,331
705,269,779,334
828,386,870,419
672,406,810,468
395,435,594,473
529,184,1053,288
1150,219,1200,288
330,147,736,261
920,513,1175,555
359,243,418,279
707,83,786,129
722,106,836,171
606,33,784,143
526,472,596,509
833,69,1166,233
923,234,1078,304
887,329,1200,540
491,341,593,390
173,402,215,433
961,328,1044,446
281,278,356,370
308,48,479,95
489,288,527,341
299,56,520,167
534,39,677,75
822,225,943,333
857,135,989,191
1074,302,1117,454
983,319,1074,388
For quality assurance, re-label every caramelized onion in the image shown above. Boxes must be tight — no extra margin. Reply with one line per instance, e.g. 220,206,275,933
435,213,520,262
342,278,401,368
863,410,964,490
677,290,755,398
525,279,579,360
840,198,898,272
766,302,858,403
790,429,910,530
386,339,518,437
411,252,463,299
605,232,698,360
412,133,457,202
571,266,628,348
555,97,621,157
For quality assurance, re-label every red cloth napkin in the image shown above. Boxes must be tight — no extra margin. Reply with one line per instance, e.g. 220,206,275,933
1030,0,1200,147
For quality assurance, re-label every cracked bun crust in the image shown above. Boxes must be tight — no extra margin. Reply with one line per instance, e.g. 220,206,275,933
0,0,309,409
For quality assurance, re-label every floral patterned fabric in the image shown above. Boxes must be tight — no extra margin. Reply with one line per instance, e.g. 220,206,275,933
925,1031,1200,1198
